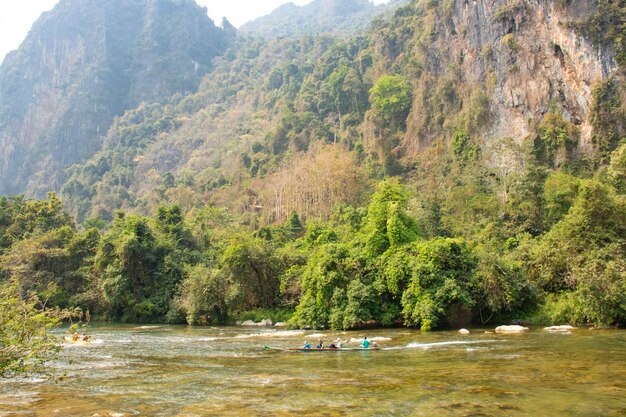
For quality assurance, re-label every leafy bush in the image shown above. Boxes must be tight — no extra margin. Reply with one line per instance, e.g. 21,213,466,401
0,282,64,376
401,238,477,331
369,74,413,130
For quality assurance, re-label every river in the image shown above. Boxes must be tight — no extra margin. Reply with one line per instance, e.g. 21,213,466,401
0,325,624,416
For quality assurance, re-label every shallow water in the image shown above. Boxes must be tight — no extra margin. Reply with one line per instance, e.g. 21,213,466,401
0,325,624,416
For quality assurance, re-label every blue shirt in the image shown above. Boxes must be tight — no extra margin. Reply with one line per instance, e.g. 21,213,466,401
361,339,370,348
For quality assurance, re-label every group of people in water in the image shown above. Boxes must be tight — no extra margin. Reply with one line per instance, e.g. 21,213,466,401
303,336,376,349
71,332,90,342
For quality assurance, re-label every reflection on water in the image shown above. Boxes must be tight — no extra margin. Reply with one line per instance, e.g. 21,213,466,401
0,325,624,416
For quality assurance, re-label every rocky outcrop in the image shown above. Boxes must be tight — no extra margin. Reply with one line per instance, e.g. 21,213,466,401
0,0,230,197
544,325,575,331
400,0,618,155
239,319,273,326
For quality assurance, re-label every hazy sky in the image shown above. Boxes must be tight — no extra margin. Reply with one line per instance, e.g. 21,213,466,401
0,0,389,64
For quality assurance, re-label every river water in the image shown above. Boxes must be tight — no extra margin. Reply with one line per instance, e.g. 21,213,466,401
0,325,624,416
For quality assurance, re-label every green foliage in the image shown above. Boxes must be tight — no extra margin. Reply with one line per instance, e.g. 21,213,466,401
361,178,420,257
501,34,519,51
175,264,235,325
522,179,626,325
97,212,179,321
532,292,586,326
470,248,536,324
284,211,304,236
400,238,477,331
607,143,626,193
590,79,626,158
452,128,481,162
329,279,378,330
1,227,99,309
291,243,355,329
536,112,579,167
570,245,626,327
543,171,580,228
0,282,62,376
220,234,282,310
0,193,73,252
0,194,99,311
369,74,413,130
503,147,548,236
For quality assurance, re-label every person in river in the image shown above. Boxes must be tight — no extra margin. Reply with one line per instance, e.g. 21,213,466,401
303,340,311,349
72,332,79,342
82,333,90,342
316,339,324,349
335,338,343,349
361,336,370,348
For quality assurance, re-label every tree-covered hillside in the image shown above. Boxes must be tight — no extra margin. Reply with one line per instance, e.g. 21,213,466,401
0,0,625,330
240,0,409,39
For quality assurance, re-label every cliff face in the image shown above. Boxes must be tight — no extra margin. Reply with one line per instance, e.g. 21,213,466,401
457,0,613,146
0,0,230,197
391,0,619,154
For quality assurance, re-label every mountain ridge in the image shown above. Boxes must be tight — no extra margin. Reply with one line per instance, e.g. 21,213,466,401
240,0,409,38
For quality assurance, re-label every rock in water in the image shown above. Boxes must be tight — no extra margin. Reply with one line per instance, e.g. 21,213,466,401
495,325,529,333
544,325,575,331
240,320,255,326
458,328,470,335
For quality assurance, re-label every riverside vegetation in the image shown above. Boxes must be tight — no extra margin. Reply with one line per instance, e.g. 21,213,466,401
0,0,625,375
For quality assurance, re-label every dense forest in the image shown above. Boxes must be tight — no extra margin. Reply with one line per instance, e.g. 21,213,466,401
0,0,625,362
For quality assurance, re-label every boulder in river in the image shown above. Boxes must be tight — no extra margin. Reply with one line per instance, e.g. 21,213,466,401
544,325,575,332
240,319,274,326
495,325,529,333
458,328,470,335
274,322,288,328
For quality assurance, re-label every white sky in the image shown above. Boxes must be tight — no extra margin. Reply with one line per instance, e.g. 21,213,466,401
0,0,389,65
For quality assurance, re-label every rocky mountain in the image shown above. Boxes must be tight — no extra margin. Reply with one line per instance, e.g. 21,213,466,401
0,0,231,197
1,0,623,225
55,0,624,224
240,0,409,38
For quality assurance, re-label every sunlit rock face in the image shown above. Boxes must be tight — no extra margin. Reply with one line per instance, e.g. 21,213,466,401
400,0,617,156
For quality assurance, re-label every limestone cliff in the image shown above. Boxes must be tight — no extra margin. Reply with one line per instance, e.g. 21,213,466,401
0,0,230,196
382,0,621,156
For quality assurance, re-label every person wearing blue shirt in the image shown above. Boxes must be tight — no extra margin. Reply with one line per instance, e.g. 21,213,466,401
303,341,311,349
361,336,370,348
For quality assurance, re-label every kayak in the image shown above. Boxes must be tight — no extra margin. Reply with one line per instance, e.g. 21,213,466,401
264,346,380,352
